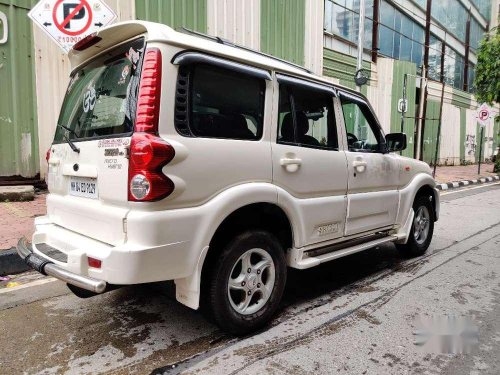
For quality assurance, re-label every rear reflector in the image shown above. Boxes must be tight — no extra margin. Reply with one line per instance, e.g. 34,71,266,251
88,257,102,269
73,33,102,51
135,48,162,133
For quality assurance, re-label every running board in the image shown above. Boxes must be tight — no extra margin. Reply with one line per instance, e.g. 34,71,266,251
287,235,398,270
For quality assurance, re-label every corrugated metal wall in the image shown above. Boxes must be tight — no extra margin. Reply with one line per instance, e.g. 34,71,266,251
207,0,260,49
260,0,305,65
390,60,416,158
135,0,207,32
0,0,38,178
34,0,135,180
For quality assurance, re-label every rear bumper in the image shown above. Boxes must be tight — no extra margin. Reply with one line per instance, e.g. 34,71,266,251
23,215,192,285
16,237,107,293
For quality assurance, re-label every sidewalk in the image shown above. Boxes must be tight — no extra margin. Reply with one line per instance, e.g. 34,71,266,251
0,192,46,252
433,163,497,184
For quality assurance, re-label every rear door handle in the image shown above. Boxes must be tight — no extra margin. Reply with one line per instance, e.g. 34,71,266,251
280,157,302,172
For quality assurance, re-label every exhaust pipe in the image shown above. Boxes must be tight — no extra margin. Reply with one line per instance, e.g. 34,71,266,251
16,238,107,294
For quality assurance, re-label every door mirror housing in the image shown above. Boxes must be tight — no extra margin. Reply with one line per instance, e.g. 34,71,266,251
385,133,407,152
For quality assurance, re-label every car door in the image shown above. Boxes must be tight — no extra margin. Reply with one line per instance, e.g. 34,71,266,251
271,75,348,247
337,91,400,236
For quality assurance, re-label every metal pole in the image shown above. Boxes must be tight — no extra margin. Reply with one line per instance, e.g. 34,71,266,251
356,0,366,77
432,81,446,178
416,70,427,160
478,126,484,175
371,0,379,63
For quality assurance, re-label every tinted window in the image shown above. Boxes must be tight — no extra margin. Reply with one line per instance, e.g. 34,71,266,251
182,64,265,140
278,84,338,150
55,38,144,143
340,95,384,152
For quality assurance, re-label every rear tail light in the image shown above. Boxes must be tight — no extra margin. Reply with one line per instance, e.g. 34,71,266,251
128,133,175,201
135,48,162,133
128,47,175,202
46,148,51,163
88,257,102,269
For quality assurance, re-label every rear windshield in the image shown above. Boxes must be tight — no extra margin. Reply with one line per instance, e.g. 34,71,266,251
54,38,145,143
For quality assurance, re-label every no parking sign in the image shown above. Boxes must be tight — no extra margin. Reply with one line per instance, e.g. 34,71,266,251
28,0,117,52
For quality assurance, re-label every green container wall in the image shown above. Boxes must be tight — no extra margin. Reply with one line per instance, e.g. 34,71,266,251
422,100,441,165
390,60,417,158
260,0,305,65
0,0,38,178
323,48,371,93
135,0,207,32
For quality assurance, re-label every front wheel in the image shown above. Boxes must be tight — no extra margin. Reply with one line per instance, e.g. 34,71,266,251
206,231,287,335
397,195,435,257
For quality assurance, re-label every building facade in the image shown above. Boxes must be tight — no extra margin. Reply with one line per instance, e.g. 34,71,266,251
0,0,498,180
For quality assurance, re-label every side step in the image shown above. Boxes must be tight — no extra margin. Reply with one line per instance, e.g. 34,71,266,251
288,235,398,270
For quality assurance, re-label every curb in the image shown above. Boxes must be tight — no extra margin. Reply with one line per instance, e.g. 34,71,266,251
0,248,30,276
436,175,500,191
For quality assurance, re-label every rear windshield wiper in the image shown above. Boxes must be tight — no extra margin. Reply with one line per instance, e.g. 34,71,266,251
57,124,80,153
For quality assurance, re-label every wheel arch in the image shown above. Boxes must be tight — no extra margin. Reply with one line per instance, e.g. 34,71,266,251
200,203,293,294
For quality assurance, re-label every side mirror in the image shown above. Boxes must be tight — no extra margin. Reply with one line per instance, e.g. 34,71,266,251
385,133,407,152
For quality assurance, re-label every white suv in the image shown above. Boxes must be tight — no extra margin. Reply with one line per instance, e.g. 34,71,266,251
17,21,439,335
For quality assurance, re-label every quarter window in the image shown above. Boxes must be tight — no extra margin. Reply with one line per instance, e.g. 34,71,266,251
340,95,384,152
177,64,265,140
278,84,338,150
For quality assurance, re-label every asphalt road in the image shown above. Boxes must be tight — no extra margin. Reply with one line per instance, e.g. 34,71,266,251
1,183,499,375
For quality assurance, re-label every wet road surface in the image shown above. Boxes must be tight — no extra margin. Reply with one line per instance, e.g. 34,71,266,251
1,183,499,374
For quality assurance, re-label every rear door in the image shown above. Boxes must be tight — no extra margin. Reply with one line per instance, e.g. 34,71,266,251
271,76,348,247
338,91,400,236
46,38,145,245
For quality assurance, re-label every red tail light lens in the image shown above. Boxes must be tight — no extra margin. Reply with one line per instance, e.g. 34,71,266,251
135,48,162,133
88,257,102,269
128,133,175,201
46,148,51,163
128,47,174,202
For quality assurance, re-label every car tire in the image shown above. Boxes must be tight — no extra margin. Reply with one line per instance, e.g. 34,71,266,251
397,195,435,257
206,230,287,336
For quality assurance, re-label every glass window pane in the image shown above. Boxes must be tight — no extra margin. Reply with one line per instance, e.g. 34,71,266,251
340,98,382,152
278,84,338,149
379,25,394,57
380,0,395,28
191,64,264,140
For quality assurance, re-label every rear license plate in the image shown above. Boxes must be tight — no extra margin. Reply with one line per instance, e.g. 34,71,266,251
69,177,98,199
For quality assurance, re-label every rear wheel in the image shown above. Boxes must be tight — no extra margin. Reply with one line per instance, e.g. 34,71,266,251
206,231,287,335
397,195,434,257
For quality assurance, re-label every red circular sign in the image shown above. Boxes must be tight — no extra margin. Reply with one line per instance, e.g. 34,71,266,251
479,110,489,121
52,0,92,36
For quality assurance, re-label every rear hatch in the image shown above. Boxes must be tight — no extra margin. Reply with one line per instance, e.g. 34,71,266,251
46,38,145,245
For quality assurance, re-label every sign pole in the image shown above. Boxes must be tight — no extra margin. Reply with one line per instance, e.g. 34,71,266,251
478,126,484,175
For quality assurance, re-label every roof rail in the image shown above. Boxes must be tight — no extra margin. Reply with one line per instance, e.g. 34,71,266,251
179,27,312,74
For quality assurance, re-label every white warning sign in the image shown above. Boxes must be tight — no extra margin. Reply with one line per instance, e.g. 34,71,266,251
28,0,117,53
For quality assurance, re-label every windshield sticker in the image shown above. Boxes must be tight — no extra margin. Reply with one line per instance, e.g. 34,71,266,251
126,47,144,70
83,86,97,113
118,65,130,85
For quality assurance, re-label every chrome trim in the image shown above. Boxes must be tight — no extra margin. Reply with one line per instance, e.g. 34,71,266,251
16,238,107,294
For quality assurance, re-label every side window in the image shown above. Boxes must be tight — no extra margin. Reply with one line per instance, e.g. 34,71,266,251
277,84,338,150
177,63,265,140
340,96,384,152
